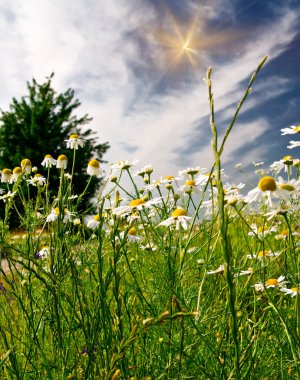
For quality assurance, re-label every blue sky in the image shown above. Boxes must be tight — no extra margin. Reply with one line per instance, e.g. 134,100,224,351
0,0,299,180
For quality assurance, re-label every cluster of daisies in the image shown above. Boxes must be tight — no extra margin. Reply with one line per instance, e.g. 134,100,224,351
1,131,300,297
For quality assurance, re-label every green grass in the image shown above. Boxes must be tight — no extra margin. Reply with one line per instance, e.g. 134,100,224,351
0,57,299,379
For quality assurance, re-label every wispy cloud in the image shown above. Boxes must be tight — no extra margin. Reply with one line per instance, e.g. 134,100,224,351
0,1,299,181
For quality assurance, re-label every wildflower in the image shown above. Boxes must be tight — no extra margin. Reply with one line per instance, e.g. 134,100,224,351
280,286,300,297
36,246,50,259
253,161,264,167
41,154,57,168
277,177,300,197
254,276,287,292
1,169,13,184
56,155,68,169
263,205,294,220
87,159,102,176
246,250,281,259
134,165,153,177
112,197,161,217
160,175,181,184
287,141,300,149
73,218,81,225
207,265,225,275
46,207,72,223
121,227,143,243
178,179,201,195
234,268,253,277
12,167,22,182
178,167,206,177
27,174,47,186
281,125,300,135
87,214,100,229
65,133,85,149
110,160,139,172
21,159,32,174
159,208,191,230
245,176,286,206
270,156,294,174
0,191,16,202
248,224,277,239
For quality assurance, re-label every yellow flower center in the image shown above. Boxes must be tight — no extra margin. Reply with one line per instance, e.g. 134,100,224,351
185,180,195,186
257,226,268,234
129,199,145,207
280,184,295,192
292,126,300,133
13,167,22,174
93,214,100,221
128,227,137,235
2,168,12,175
282,155,294,165
57,155,67,161
291,287,300,293
21,159,31,168
258,176,277,192
69,134,79,139
54,207,60,215
88,159,100,168
34,174,42,178
281,229,289,236
258,250,270,257
45,154,53,159
164,175,174,181
266,278,278,286
172,208,188,218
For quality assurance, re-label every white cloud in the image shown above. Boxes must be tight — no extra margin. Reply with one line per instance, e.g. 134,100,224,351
0,1,298,184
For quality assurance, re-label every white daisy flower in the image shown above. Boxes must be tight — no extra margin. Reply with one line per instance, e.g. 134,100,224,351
56,155,68,169
246,250,281,260
281,125,300,135
21,159,32,174
245,176,287,207
120,227,143,243
87,214,100,229
248,224,277,239
134,165,153,177
12,167,23,182
178,179,201,194
110,160,139,173
41,154,57,168
160,175,182,184
234,268,253,277
27,174,47,187
159,208,191,230
287,141,300,149
207,264,225,275
178,167,206,177
270,155,294,174
0,191,16,202
280,286,300,297
253,161,264,167
113,197,162,217
46,207,72,223
65,133,85,149
254,276,287,292
1,169,13,184
87,159,102,176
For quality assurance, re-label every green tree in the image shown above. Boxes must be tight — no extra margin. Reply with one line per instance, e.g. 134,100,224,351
0,73,109,214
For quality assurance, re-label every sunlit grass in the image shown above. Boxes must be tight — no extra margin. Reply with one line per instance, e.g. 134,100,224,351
0,57,299,379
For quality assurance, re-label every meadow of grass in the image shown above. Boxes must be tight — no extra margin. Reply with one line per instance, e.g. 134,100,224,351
0,57,300,379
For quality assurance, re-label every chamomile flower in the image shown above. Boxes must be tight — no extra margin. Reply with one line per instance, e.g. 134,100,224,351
0,191,16,202
263,205,294,220
281,125,300,135
280,286,300,297
41,154,57,168
121,227,143,243
1,169,13,184
160,175,181,184
207,265,225,275
254,276,287,292
113,197,161,217
87,159,102,176
46,207,72,223
27,174,47,187
234,268,253,277
246,250,281,260
12,167,22,182
56,155,68,169
21,159,32,174
65,134,85,149
244,176,286,206
87,214,100,229
159,208,191,230
287,141,300,149
110,160,139,173
270,156,294,174
134,165,153,177
248,224,277,238
178,179,201,194
277,177,300,197
178,167,206,178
